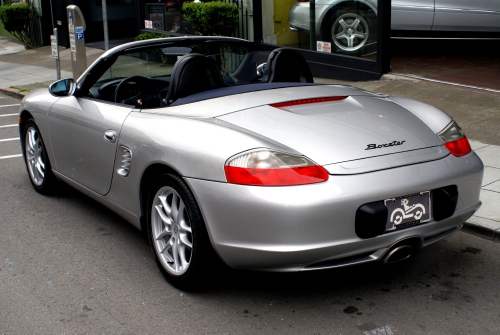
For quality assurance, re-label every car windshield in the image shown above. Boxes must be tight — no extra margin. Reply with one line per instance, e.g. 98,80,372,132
96,42,258,85
88,39,271,107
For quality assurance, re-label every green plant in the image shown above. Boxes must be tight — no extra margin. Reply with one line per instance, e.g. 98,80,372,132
182,1,239,37
134,32,170,65
0,4,32,49
134,32,169,41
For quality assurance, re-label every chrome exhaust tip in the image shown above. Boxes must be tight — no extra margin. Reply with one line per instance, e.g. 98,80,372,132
383,245,413,264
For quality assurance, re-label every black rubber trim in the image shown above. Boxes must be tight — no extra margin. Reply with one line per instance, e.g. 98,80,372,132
431,185,458,221
355,201,388,239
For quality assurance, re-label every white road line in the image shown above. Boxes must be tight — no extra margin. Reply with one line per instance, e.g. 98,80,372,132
0,124,17,128
0,104,20,107
0,113,17,117
0,137,19,142
0,154,22,160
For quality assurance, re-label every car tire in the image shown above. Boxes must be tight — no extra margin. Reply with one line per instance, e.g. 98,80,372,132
22,119,58,195
325,7,376,57
147,173,215,289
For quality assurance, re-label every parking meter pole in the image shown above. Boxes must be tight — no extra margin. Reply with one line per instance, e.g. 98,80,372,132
309,0,316,51
53,28,61,80
102,0,110,51
67,5,87,80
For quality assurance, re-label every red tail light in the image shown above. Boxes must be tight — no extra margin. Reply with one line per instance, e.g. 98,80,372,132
224,149,329,186
444,136,472,157
438,121,471,157
297,0,309,2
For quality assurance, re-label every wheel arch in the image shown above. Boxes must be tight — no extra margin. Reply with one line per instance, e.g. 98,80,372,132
18,110,34,152
139,162,184,239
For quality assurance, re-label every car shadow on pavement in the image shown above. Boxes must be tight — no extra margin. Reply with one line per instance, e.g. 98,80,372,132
46,179,493,308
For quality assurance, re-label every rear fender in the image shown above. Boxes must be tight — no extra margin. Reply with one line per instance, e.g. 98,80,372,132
388,96,453,134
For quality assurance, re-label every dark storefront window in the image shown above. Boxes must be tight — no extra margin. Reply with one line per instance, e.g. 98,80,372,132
255,0,390,79
139,0,251,38
265,0,378,61
140,0,191,34
95,0,136,5
136,0,389,79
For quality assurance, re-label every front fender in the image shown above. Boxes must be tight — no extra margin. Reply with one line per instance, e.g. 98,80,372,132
19,88,60,167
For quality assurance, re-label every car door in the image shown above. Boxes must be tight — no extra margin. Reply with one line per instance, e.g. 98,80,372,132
48,96,133,195
433,0,500,31
391,0,435,31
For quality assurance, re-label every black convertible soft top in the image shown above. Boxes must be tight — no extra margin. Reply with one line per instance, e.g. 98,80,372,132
169,82,318,107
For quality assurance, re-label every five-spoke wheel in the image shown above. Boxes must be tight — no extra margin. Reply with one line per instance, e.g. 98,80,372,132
22,119,57,194
147,173,214,289
324,7,376,57
331,12,369,52
151,186,193,276
25,125,45,186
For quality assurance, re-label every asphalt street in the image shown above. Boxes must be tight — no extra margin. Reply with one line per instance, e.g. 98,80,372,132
1,92,499,334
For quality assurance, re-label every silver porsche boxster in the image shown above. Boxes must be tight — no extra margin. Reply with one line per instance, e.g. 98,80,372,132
19,37,483,288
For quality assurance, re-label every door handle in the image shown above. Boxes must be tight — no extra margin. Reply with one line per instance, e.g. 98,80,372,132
104,130,117,143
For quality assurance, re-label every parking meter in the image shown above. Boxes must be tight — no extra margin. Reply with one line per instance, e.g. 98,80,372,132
66,5,87,79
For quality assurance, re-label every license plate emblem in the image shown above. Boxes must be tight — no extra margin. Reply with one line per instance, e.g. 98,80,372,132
385,191,431,231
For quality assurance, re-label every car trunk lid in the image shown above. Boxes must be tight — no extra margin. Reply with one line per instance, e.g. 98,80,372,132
217,95,447,172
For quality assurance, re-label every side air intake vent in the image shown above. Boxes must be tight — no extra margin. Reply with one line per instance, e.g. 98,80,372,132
117,146,132,177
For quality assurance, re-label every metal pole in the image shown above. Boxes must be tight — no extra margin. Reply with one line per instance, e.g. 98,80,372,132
54,27,61,80
309,0,316,50
49,0,55,30
102,0,110,51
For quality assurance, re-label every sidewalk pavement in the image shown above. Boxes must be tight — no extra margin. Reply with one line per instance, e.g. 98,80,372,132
0,36,103,94
0,35,499,243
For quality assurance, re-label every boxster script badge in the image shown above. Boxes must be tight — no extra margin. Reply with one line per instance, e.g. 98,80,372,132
366,140,405,150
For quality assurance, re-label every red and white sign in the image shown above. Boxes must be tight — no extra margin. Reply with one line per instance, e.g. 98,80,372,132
145,20,153,29
149,13,165,30
316,41,332,53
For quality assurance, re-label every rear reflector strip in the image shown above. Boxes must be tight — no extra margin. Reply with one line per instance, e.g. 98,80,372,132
270,96,348,109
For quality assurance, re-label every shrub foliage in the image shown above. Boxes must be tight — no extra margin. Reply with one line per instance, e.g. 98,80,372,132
134,32,170,41
0,4,32,49
182,1,239,37
134,32,170,65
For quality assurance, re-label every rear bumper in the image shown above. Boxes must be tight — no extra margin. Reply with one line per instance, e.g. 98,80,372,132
186,152,483,271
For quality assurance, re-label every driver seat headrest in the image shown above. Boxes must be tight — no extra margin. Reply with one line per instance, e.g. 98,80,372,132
262,48,314,83
166,53,226,105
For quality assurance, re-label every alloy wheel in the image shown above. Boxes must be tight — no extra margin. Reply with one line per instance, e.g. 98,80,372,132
25,126,45,186
331,13,369,52
151,186,193,276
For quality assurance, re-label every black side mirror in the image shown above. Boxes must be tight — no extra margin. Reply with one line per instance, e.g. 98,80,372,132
49,78,76,97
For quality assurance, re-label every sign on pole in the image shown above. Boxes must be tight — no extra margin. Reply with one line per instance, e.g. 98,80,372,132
52,28,61,80
76,26,84,40
50,35,58,59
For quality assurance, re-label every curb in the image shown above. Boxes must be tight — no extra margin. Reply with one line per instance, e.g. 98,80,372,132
462,222,500,243
0,87,26,100
382,73,500,95
381,74,421,82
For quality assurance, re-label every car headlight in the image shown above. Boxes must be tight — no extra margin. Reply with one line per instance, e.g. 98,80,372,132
437,121,472,157
224,149,329,186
